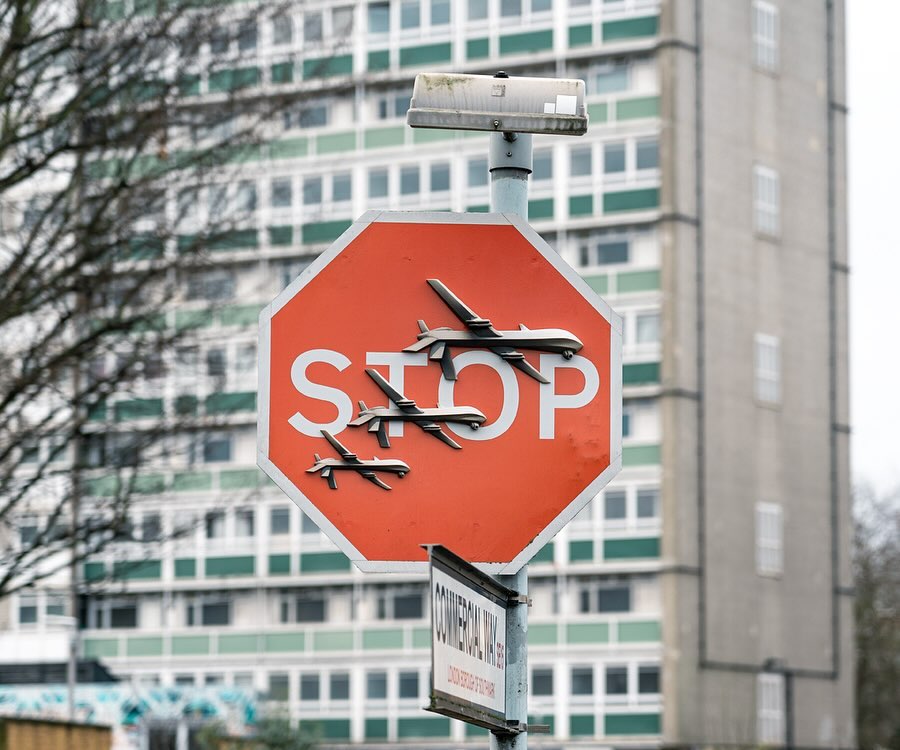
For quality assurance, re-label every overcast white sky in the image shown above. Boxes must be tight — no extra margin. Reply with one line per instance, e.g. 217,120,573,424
847,4,900,493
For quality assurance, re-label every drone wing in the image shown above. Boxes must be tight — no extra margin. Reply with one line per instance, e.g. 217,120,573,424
427,279,500,337
365,369,424,415
490,346,550,384
321,430,360,463
414,420,462,450
322,467,337,490
360,471,392,491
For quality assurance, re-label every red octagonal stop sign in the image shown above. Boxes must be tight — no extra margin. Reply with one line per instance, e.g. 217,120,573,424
258,212,622,573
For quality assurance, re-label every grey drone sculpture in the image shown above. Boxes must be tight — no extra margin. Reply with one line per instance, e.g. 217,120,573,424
348,368,486,450
404,279,583,384
307,430,409,491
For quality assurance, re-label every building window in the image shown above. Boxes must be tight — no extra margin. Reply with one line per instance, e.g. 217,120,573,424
593,61,629,94
367,671,387,700
431,0,450,24
205,511,226,539
570,145,592,177
206,348,226,376
603,142,626,174
303,176,323,205
468,157,488,187
531,667,553,696
332,173,352,203
501,0,521,17
19,521,38,546
635,312,660,345
46,595,66,617
175,674,195,686
272,15,292,45
368,2,389,33
757,673,785,744
110,603,138,629
753,1,778,71
330,672,350,700
369,169,389,199
753,165,780,236
18,596,38,625
606,665,628,697
235,509,255,538
635,138,659,171
637,488,660,520
400,0,420,29
467,0,487,20
270,507,290,535
299,674,320,701
333,6,354,35
430,162,450,192
237,21,256,51
378,589,424,620
269,673,289,701
400,166,420,195
300,512,319,535
304,11,323,42
580,581,631,613
754,333,781,404
756,502,783,576
271,178,292,208
142,513,161,541
187,600,230,627
533,150,553,181
570,666,593,696
604,490,627,521
398,671,419,699
296,594,327,623
638,665,660,694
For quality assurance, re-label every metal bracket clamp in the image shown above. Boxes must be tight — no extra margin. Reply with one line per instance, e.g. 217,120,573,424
507,593,532,607
491,722,551,736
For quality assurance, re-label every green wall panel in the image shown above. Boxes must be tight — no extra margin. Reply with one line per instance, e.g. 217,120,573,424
220,303,263,327
362,629,404,650
171,636,209,656
567,622,609,644
529,198,554,220
499,29,553,55
86,476,117,497
412,128,454,144
467,37,489,59
618,620,661,642
530,542,554,564
270,137,308,159
622,444,661,466
569,24,593,46
302,220,352,245
569,194,594,216
208,67,260,93
570,714,595,736
412,627,430,649
316,131,357,154
113,559,161,581
368,50,390,71
604,188,659,213
270,62,293,84
602,15,659,41
529,715,555,734
175,395,197,416
175,309,213,330
83,638,118,658
467,204,489,213
313,630,353,651
264,632,305,652
616,95,660,120
309,719,351,740
209,228,258,251
174,558,196,578
587,102,608,122
205,391,256,414
604,713,661,735
583,274,608,295
399,42,452,68
172,471,212,492
618,269,660,292
300,551,351,573
133,473,165,494
218,633,258,654
365,718,388,739
397,717,450,738
83,562,105,582
205,556,255,577
623,362,660,385
303,55,352,79
114,398,163,421
569,539,594,562
527,623,557,646
364,127,405,149
604,537,660,560
268,554,290,575
220,469,260,490
126,636,163,657
268,225,293,246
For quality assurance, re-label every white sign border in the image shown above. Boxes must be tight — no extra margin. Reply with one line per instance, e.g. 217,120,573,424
257,210,624,575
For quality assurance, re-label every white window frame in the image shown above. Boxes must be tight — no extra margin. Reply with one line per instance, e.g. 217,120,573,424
753,164,780,236
755,502,783,576
757,672,785,744
754,333,781,404
752,1,779,72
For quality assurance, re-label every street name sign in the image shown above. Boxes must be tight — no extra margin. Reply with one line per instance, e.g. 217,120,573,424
257,211,623,573
426,545,512,731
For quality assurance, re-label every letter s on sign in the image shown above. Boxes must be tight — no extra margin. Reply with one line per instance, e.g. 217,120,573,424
288,349,353,436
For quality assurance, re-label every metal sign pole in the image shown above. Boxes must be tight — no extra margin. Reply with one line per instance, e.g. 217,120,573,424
489,118,532,749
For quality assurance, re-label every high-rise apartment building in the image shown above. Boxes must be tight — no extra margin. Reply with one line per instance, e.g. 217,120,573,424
1,0,853,747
